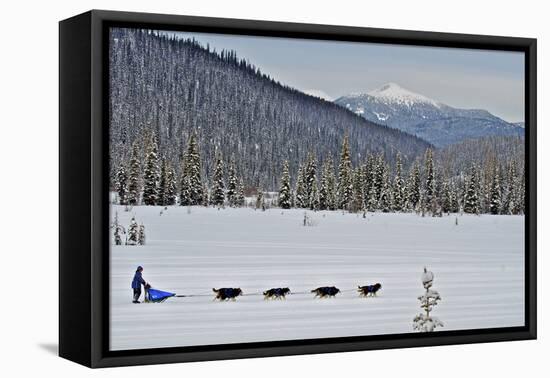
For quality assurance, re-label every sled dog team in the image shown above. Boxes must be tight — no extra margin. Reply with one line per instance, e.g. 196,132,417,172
133,266,381,303
213,284,383,301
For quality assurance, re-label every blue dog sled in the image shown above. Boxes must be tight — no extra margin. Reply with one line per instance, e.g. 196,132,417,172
145,287,176,303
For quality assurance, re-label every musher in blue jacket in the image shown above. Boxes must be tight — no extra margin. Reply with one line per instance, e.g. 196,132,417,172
131,266,147,303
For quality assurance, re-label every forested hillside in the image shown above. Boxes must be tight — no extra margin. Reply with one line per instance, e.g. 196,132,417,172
109,28,431,190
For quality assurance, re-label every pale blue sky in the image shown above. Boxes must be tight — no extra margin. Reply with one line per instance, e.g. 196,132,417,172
162,30,525,123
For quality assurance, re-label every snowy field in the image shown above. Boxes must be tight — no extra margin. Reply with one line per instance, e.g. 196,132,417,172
110,206,525,351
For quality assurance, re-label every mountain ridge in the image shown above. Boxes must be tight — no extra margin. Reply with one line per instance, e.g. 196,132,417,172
335,83,524,147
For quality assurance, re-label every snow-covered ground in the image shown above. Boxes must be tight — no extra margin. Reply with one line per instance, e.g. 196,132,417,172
110,206,524,351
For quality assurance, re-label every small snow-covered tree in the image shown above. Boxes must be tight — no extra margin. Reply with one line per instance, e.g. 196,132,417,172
126,217,139,246
278,160,292,209
116,164,128,205
310,178,320,210
413,267,444,332
138,224,146,246
112,212,124,245
127,141,141,205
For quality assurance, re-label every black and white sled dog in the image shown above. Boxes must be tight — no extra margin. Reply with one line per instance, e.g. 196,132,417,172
357,283,382,297
311,286,340,298
263,287,291,300
212,287,243,301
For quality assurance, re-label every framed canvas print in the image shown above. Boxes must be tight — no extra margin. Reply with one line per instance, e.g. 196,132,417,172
59,10,536,368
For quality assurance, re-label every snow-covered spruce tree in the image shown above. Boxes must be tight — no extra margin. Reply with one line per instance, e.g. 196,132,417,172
236,178,246,207
310,179,320,210
179,133,204,206
406,161,421,211
164,161,177,206
158,157,168,206
367,179,378,212
138,224,146,246
126,217,139,246
413,267,444,332
424,148,436,206
489,165,502,215
202,182,210,207
351,167,364,213
116,164,128,205
295,165,307,208
362,154,374,206
379,167,392,213
319,160,329,210
227,156,238,207
278,160,292,209
441,179,452,214
325,157,337,210
392,153,404,211
305,153,317,208
126,141,141,206
142,133,159,205
337,135,353,210
113,212,124,245
211,154,225,207
464,164,480,214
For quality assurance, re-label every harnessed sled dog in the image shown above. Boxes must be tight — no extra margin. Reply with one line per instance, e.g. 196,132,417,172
357,283,382,297
212,287,243,301
311,286,340,298
263,287,291,300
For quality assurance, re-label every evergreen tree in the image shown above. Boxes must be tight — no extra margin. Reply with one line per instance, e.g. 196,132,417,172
379,167,392,213
319,161,329,210
127,141,141,206
441,180,452,214
116,164,128,205
227,156,238,206
310,179,320,210
142,133,159,205
464,164,480,214
406,162,421,211
211,154,225,207
164,161,177,206
179,133,204,206
295,165,307,208
278,160,292,209
138,224,146,245
424,148,436,205
127,217,139,246
351,167,364,213
325,158,337,210
236,178,246,207
489,165,502,215
158,157,168,206
337,135,353,210
392,153,404,211
305,153,318,208
413,267,444,332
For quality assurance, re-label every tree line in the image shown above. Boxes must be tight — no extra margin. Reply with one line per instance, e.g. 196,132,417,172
114,130,525,216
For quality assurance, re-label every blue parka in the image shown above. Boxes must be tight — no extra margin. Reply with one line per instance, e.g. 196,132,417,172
131,271,145,289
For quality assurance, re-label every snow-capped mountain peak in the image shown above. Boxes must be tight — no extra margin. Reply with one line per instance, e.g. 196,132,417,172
367,82,440,108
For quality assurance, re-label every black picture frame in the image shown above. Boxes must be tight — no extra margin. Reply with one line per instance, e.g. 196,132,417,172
59,9,537,368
